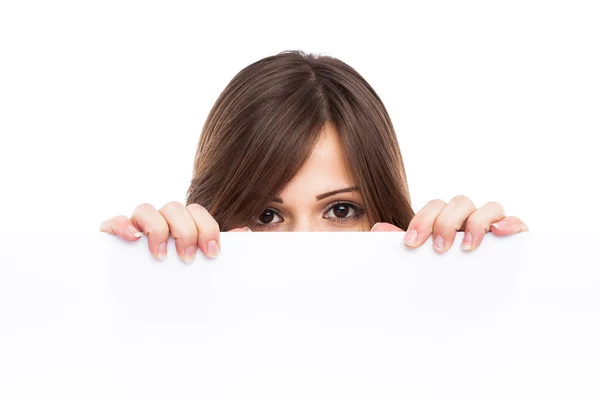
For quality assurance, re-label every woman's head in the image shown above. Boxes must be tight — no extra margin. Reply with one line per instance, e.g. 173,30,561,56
186,50,414,231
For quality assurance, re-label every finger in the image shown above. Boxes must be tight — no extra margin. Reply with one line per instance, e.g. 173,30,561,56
185,203,221,259
490,216,529,236
99,215,143,241
370,222,403,232
461,201,505,251
432,195,477,253
403,199,447,248
159,201,200,263
130,203,170,261
228,227,252,232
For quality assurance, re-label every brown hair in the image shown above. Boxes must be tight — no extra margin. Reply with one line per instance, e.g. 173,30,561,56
186,50,414,231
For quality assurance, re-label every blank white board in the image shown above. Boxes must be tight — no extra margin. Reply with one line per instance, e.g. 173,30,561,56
0,232,599,399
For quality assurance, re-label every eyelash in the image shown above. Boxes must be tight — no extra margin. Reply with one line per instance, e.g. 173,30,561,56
252,201,365,229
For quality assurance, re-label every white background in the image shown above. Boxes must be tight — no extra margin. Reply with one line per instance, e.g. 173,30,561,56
2,232,599,399
1,0,598,233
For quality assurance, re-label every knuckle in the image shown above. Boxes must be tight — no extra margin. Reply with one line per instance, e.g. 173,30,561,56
136,202,155,212
145,218,169,238
210,219,220,233
187,203,219,233
450,195,473,207
199,218,219,235
186,203,207,213
464,211,493,233
483,201,505,214
132,203,156,217
162,200,184,211
426,199,447,209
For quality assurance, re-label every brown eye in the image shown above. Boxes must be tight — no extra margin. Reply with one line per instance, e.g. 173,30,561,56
257,209,282,225
332,204,350,218
323,202,363,221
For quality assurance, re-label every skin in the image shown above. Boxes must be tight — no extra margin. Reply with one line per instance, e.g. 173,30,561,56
100,123,528,263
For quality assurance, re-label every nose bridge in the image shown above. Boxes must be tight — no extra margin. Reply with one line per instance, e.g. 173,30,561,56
290,217,313,232
289,214,321,232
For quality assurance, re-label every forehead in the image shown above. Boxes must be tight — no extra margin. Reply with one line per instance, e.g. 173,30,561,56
279,122,355,198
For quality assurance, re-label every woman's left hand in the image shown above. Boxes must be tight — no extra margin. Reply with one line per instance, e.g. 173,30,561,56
370,195,528,252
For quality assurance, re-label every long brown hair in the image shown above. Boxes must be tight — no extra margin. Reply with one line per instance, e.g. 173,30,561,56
186,50,414,231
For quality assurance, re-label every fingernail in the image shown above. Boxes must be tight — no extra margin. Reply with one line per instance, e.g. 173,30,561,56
370,222,381,232
183,245,197,263
128,226,142,238
461,231,473,250
404,229,418,246
492,220,508,229
158,242,167,260
207,240,220,258
433,235,445,252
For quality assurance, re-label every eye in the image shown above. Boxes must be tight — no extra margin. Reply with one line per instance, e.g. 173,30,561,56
256,208,283,225
323,201,364,223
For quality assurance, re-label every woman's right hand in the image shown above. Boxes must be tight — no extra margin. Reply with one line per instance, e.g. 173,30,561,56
99,202,251,263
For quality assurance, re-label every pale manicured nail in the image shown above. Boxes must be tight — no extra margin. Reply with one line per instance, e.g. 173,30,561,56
370,223,381,232
404,229,418,246
461,231,473,250
128,226,142,238
492,220,508,229
158,242,167,260
207,240,220,258
183,246,196,263
433,235,445,252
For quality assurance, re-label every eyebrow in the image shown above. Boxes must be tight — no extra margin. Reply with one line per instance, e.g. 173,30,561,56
272,186,360,203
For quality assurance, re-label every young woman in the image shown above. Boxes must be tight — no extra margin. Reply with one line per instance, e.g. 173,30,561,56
100,51,528,263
